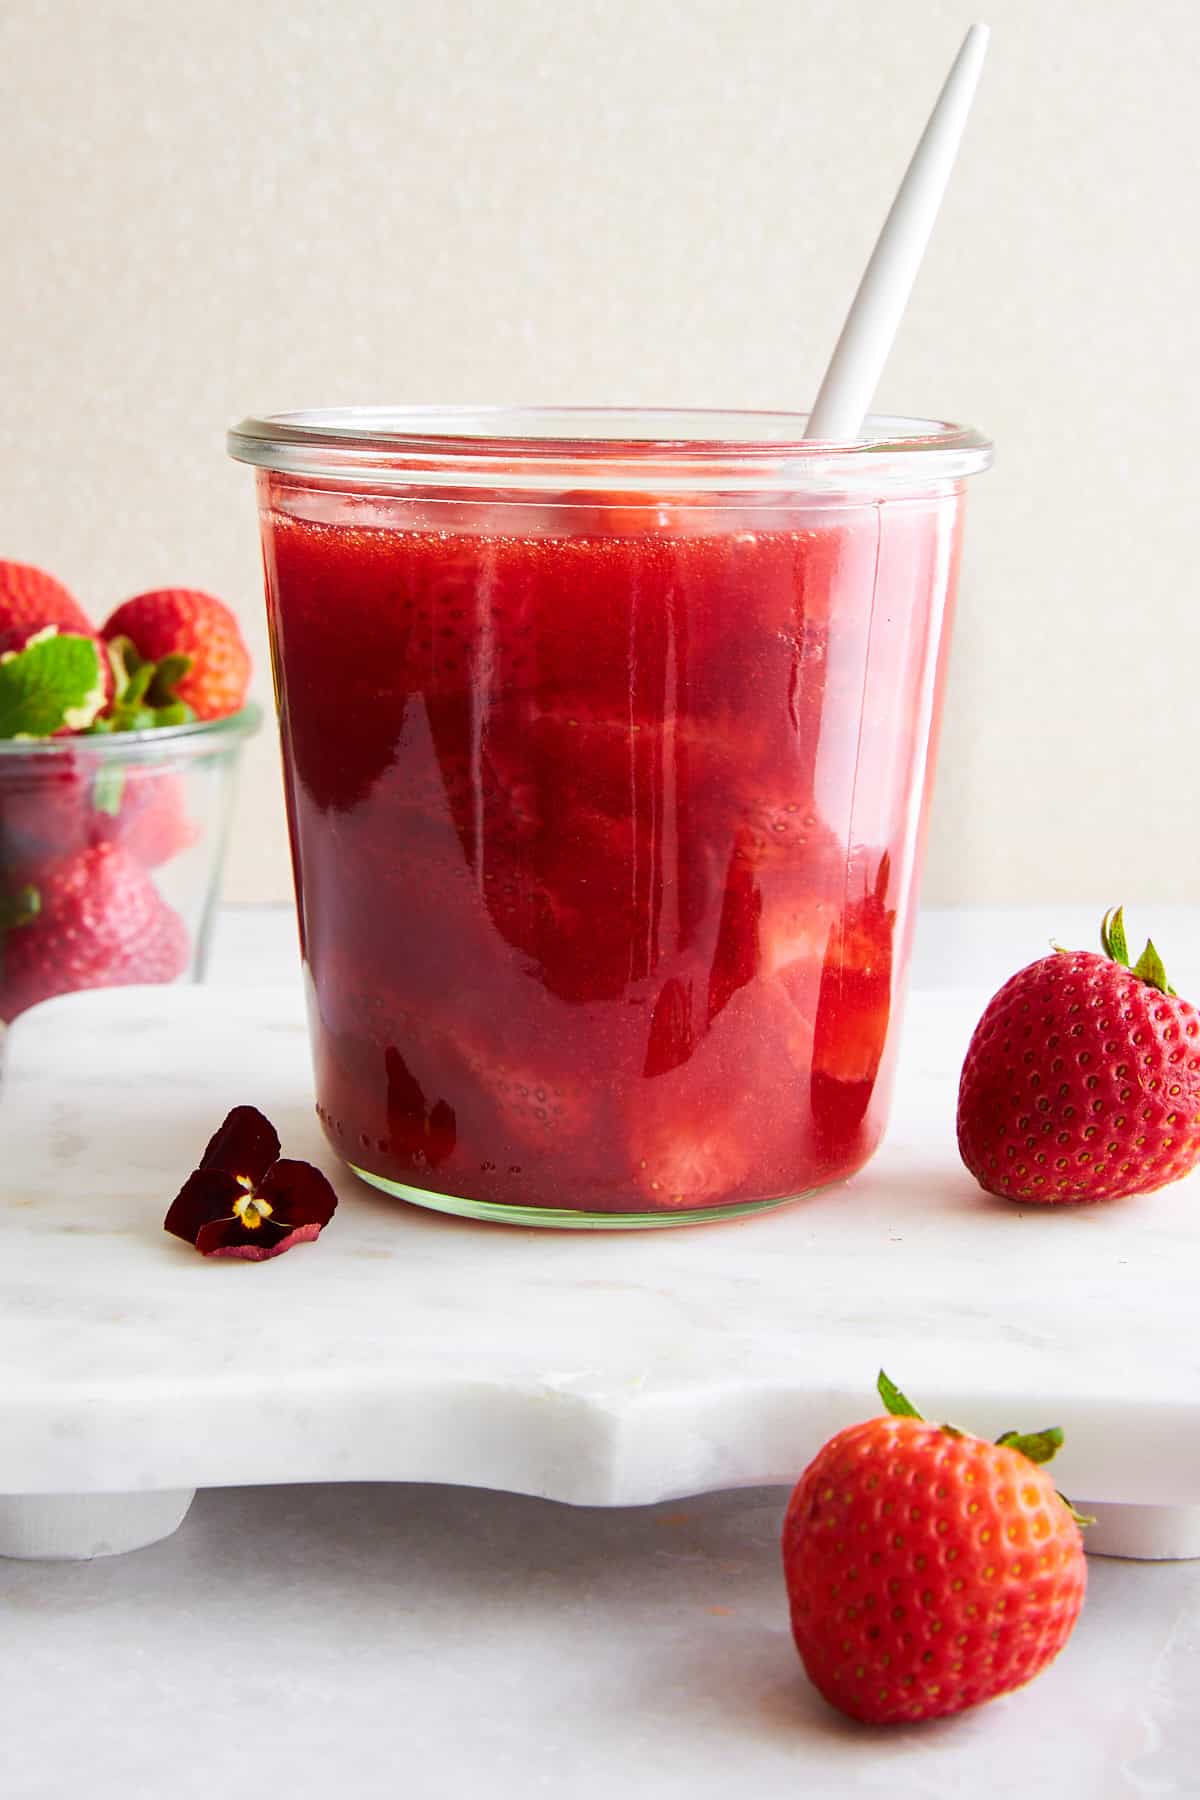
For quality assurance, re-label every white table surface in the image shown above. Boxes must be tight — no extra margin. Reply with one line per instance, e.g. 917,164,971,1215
6,902,1200,1799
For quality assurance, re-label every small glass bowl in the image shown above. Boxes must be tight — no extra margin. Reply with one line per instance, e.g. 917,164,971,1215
0,707,261,1024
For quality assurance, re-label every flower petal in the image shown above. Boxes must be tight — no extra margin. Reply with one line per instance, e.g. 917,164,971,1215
198,1106,281,1183
194,1217,323,1261
257,1158,339,1229
164,1168,242,1245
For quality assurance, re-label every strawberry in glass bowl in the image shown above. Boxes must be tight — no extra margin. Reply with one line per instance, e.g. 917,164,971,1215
0,562,260,1025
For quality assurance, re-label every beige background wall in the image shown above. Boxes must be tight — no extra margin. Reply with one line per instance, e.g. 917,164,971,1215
1,0,1194,904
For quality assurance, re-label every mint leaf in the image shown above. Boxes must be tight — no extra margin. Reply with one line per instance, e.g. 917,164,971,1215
996,1426,1064,1466
0,631,106,738
877,1371,924,1420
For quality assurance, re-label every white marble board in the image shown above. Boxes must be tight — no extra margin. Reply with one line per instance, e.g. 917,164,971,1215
2,984,1198,1559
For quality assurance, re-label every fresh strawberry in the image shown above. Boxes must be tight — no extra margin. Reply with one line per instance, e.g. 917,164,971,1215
0,561,92,655
0,842,189,1021
0,758,92,866
106,768,198,867
782,1372,1087,1725
0,760,195,872
101,589,251,722
957,907,1200,1203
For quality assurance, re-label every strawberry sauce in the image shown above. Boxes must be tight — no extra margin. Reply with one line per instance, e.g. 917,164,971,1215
260,477,962,1219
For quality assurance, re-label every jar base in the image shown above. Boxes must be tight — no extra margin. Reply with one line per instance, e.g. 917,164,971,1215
348,1165,820,1230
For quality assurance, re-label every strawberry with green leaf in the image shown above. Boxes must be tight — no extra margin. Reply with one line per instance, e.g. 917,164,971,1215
957,907,1200,1202
0,561,92,656
101,589,250,722
89,637,194,734
782,1372,1087,1725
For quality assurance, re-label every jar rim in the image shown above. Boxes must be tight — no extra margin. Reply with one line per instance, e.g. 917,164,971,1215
227,406,992,493
0,703,262,760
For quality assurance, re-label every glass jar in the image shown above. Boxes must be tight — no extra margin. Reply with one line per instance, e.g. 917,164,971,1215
0,709,260,1025
228,407,990,1226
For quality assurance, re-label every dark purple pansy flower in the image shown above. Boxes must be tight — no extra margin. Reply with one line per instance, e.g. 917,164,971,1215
164,1104,338,1261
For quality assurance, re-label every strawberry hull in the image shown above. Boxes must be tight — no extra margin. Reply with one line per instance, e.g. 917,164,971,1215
257,455,970,1222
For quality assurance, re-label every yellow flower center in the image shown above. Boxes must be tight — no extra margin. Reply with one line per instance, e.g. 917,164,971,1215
232,1188,274,1231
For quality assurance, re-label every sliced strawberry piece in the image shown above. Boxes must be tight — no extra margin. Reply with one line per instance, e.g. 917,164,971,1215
455,1033,593,1151
810,851,896,1141
642,974,698,1077
549,489,692,537
306,944,471,1183
477,845,567,955
393,535,540,696
631,1105,753,1210
705,845,762,1025
729,792,842,880
384,1044,458,1170
526,530,722,714
628,983,809,1210
422,697,543,855
513,699,657,820
705,807,844,1026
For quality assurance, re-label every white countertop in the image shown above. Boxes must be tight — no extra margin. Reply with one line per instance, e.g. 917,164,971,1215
6,1481,1198,1800
5,902,1200,1799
